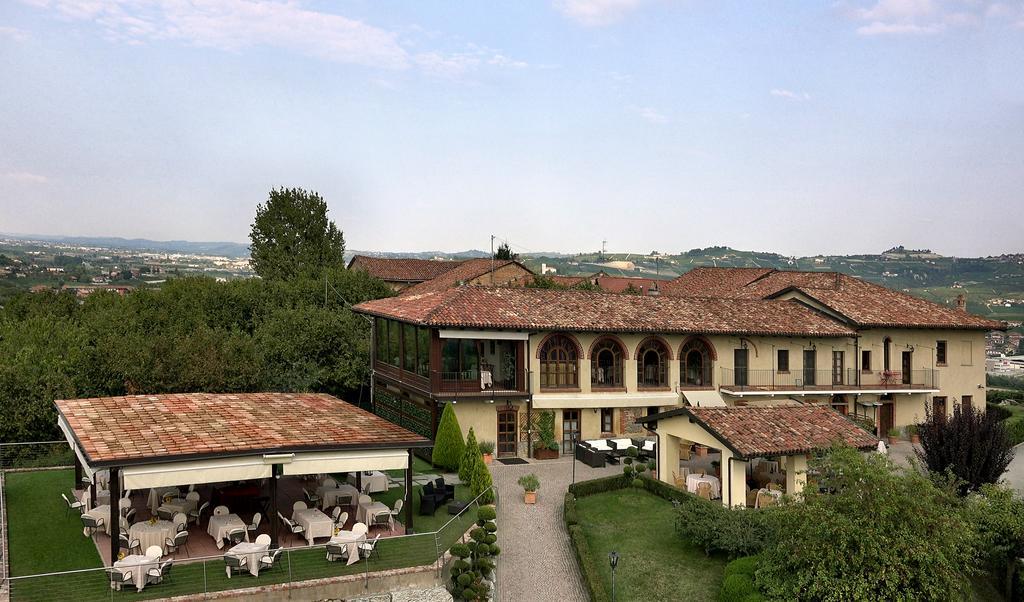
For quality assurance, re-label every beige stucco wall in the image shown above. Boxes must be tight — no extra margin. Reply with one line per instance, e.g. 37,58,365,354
467,263,533,287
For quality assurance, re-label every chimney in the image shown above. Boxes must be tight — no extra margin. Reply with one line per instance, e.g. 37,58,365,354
956,294,966,312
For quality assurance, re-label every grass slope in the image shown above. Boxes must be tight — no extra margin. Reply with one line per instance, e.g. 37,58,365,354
575,488,725,601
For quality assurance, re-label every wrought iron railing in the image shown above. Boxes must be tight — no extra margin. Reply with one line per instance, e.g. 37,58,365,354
719,368,938,391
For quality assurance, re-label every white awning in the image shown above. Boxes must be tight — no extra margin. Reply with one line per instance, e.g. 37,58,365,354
281,449,409,476
122,456,273,490
439,329,529,341
57,414,96,478
682,390,728,407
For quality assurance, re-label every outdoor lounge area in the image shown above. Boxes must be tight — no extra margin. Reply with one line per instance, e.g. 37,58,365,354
639,405,880,507
46,392,444,595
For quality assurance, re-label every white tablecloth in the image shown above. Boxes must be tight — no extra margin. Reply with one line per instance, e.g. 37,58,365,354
686,474,721,498
226,542,268,577
158,497,197,516
347,471,389,494
357,500,390,525
754,488,783,508
83,504,115,536
207,514,248,549
329,530,366,566
112,554,158,592
80,488,110,511
147,487,181,514
130,520,175,554
293,508,334,545
320,484,359,508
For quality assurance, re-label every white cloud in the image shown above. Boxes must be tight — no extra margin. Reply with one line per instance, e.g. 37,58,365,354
847,0,1023,35
0,26,31,42
554,0,646,27
0,171,48,184
21,0,526,76
630,105,669,124
770,88,811,101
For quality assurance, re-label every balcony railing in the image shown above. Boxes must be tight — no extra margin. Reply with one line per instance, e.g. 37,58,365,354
433,369,529,395
720,368,939,392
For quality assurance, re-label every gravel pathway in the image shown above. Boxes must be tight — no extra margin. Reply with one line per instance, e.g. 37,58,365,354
491,457,621,602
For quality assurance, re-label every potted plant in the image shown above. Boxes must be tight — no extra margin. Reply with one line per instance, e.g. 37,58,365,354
887,427,901,445
533,411,560,460
907,424,920,444
479,441,495,465
517,473,539,504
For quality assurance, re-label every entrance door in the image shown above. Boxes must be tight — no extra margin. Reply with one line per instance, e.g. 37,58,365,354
496,408,518,457
734,349,749,387
879,403,894,437
901,351,912,385
932,396,947,421
562,409,581,454
832,351,844,385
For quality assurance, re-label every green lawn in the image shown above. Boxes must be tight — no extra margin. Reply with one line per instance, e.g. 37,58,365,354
4,469,103,575
575,488,726,601
3,468,484,601
371,481,476,534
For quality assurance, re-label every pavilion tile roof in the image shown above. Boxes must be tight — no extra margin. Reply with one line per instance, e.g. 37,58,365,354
642,405,879,459
354,285,857,337
347,255,466,283
661,267,1004,330
56,392,429,466
398,259,531,296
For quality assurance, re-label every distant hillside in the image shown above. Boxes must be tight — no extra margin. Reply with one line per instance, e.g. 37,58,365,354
1,233,250,258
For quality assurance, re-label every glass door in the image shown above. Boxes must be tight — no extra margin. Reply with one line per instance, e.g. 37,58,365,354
497,408,518,457
562,409,580,454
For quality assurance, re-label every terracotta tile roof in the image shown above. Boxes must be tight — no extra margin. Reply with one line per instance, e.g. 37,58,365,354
640,405,878,458
398,258,532,296
55,392,429,466
593,276,665,294
662,267,1004,330
347,255,465,283
547,275,587,287
354,286,857,337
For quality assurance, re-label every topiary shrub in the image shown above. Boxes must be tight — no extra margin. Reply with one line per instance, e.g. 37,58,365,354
720,573,757,602
433,403,465,471
448,505,499,601
460,427,481,483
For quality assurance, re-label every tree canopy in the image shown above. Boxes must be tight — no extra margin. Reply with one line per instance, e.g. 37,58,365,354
249,187,346,280
494,242,518,260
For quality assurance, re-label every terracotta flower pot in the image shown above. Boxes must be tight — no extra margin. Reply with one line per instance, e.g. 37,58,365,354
483,453,493,465
696,446,708,457
888,436,899,445
524,491,537,504
911,434,920,444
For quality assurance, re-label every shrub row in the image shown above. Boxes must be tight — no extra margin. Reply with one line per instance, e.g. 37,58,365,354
563,491,578,526
567,473,629,498
720,556,764,602
675,493,776,558
987,403,1013,422
565,516,611,601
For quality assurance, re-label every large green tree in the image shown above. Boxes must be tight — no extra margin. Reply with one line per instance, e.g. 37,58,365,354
757,445,977,601
432,403,465,471
249,187,346,280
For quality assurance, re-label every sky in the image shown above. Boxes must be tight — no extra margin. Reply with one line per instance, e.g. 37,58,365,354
1,1,1023,257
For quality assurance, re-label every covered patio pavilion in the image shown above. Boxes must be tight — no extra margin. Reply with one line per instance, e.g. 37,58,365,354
54,392,430,565
639,405,879,507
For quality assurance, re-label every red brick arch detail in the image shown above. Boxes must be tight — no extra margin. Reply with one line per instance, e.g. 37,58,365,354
635,335,674,360
678,335,718,361
588,335,630,360
535,332,584,359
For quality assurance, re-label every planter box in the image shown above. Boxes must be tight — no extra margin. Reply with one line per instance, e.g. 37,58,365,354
482,453,493,465
696,445,708,457
533,448,559,460
524,491,537,504
887,436,899,445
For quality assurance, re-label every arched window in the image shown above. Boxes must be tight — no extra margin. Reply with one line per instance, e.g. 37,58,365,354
540,334,579,389
680,338,713,387
637,338,670,388
591,337,625,388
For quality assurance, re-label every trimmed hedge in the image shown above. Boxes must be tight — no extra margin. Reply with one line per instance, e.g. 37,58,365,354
724,556,759,579
987,403,1013,422
564,492,578,526
720,574,758,602
568,473,629,498
567,522,611,602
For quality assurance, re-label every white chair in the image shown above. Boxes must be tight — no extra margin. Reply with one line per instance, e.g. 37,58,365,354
166,529,189,558
213,505,229,517
357,494,371,507
248,512,262,534
123,508,136,524
331,506,342,521
292,501,307,514
146,559,173,586
258,549,282,573
389,499,404,528
255,533,271,546
224,527,246,548
173,513,188,530
189,501,210,526
352,522,368,537
108,568,133,589
81,514,104,537
224,554,247,578
119,497,132,515
304,488,321,507
122,489,133,499
188,484,196,493
358,534,380,560
278,512,306,544
185,490,200,503
144,545,163,559
323,477,337,489
62,493,85,518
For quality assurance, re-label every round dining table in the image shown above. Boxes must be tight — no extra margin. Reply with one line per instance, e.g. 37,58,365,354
130,520,176,554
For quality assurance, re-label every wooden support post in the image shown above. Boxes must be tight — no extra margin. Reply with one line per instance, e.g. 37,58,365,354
73,454,83,490
109,467,120,564
356,471,362,493
270,465,280,548
405,449,414,534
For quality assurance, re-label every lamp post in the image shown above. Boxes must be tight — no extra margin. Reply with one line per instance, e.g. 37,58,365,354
571,435,577,486
608,551,619,601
